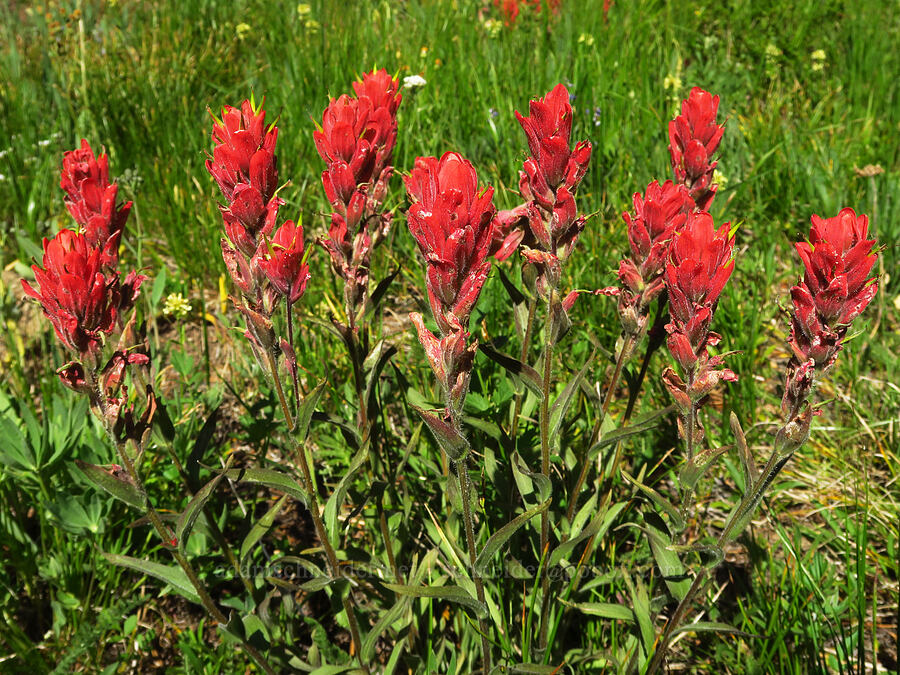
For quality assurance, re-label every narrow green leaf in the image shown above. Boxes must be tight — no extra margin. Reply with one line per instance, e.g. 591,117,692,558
643,512,691,602
474,498,550,575
549,355,592,444
478,343,544,400
588,405,676,458
222,467,308,505
496,266,527,306
510,452,551,504
731,411,757,491
101,552,200,603
295,379,326,440
364,341,396,421
549,501,626,568
187,406,219,486
176,458,232,551
365,266,401,318
560,599,634,622
672,621,763,639
324,440,370,547
362,595,408,662
240,495,288,565
680,444,729,493
75,460,143,510
622,568,654,657
383,583,487,618
622,471,685,532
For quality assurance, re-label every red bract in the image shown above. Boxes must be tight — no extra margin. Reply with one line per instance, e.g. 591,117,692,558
60,139,132,268
516,84,592,197
22,229,121,357
668,87,724,211
206,99,279,256
405,152,496,333
254,220,311,305
315,94,377,190
663,211,736,389
788,207,878,369
352,68,402,177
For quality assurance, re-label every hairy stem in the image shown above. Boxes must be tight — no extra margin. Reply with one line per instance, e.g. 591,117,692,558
456,455,492,673
510,296,538,439
537,290,556,651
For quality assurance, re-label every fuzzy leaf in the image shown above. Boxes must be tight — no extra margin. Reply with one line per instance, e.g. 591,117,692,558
680,444,729,492
550,501,626,568
222,467,308,505
101,552,200,603
365,266,401,318
643,511,691,602
731,412,757,490
475,498,550,575
175,456,233,552
383,583,487,618
75,460,144,510
478,343,544,400
622,471,685,532
295,379,327,440
324,440,370,547
549,355,592,444
240,495,288,565
413,406,469,461
560,599,634,622
510,451,551,504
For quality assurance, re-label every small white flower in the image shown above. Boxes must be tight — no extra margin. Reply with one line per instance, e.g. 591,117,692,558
38,139,51,147
0,173,6,181
403,75,427,89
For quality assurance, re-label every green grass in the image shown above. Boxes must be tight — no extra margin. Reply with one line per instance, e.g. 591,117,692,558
1,0,898,672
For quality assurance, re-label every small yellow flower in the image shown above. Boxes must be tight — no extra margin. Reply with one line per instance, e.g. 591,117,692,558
765,43,782,60
163,293,192,320
577,33,595,46
811,48,826,71
712,169,729,189
419,45,429,59
663,73,682,91
305,19,320,31
483,18,502,37
297,3,311,17
235,22,251,41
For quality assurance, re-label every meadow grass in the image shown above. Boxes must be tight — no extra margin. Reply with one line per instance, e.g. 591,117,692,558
1,0,898,671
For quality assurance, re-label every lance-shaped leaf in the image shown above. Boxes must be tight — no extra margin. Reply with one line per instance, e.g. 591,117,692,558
731,411,757,491
294,379,327,439
222,467,309,505
413,405,469,461
549,501,626,568
362,594,409,662
474,498,550,575
671,621,764,639
365,266,401,318
240,494,288,565
75,460,143,510
643,511,691,601
587,405,676,459
176,455,234,551
549,354,592,445
364,341,397,422
479,343,544,400
101,552,200,604
186,406,220,486
324,440,370,547
622,470,685,532
559,599,635,622
382,582,487,618
510,451,551,504
680,444,730,493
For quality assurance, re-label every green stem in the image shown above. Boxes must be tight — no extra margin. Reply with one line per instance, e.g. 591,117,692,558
510,296,538,439
456,455,492,673
537,289,556,651
265,352,371,675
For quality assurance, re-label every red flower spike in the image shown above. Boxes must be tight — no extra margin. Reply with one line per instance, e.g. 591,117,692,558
663,211,736,378
60,139,132,269
668,87,724,211
405,152,496,333
22,229,121,357
254,220,311,305
787,207,878,373
206,99,279,251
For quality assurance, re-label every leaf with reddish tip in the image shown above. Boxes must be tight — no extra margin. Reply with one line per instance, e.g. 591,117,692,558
413,405,469,461
75,459,143,510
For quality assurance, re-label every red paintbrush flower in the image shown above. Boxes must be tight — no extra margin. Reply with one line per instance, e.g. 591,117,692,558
254,219,311,305
206,99,280,256
22,229,121,357
778,209,878,453
405,152,496,333
60,139,132,269
668,87,724,211
662,211,737,404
